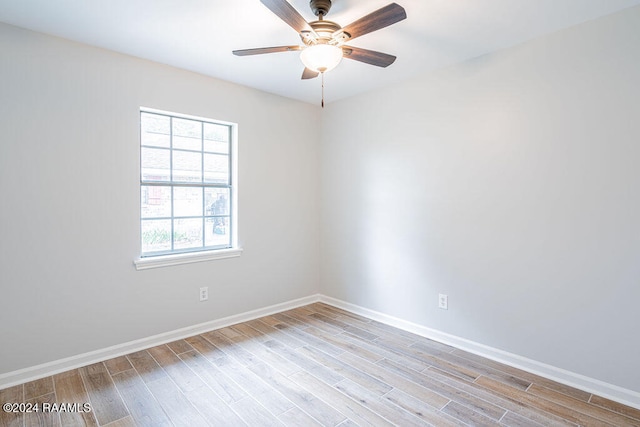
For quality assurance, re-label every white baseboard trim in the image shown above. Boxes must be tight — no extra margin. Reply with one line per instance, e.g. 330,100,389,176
2,293,639,411
0,294,322,390
319,295,640,410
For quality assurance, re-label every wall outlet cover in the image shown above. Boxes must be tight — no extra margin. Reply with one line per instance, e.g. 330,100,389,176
438,294,448,310
200,287,209,302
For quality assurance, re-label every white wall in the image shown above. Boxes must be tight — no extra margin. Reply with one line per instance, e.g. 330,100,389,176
0,23,320,375
320,6,640,393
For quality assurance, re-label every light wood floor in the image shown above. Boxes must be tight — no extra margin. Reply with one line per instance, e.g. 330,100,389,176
1,303,639,426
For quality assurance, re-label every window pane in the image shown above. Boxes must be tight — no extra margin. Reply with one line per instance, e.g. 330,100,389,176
142,219,172,253
204,122,229,153
140,110,236,258
141,186,171,218
141,147,170,181
204,153,229,184
205,188,230,216
173,150,201,182
205,217,230,247
174,187,202,217
173,118,201,151
174,218,203,249
141,113,170,148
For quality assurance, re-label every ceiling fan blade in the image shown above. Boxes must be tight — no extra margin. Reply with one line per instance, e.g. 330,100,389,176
260,0,316,35
342,46,396,67
337,3,406,41
233,45,301,56
301,67,319,79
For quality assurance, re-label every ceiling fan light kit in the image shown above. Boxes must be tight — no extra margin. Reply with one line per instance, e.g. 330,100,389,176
233,0,407,106
300,44,343,73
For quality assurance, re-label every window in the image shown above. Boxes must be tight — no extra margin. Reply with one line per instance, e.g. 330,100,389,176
137,108,239,266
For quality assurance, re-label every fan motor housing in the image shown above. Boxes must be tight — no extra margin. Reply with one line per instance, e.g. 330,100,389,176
309,20,341,35
303,19,347,45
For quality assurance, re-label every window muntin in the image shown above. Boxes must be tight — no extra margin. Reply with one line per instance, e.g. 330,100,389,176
140,110,235,257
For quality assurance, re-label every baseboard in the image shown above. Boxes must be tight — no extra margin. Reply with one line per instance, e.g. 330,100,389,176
319,295,640,411
0,294,322,390
2,293,639,411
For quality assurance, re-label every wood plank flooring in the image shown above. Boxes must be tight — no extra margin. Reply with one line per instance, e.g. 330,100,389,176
1,303,639,426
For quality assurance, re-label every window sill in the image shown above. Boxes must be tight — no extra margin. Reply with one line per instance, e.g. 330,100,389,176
134,247,243,270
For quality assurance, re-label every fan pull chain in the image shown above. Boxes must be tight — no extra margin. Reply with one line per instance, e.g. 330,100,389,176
321,72,325,108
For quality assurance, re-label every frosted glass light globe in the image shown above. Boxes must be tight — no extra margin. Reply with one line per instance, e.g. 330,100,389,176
300,44,343,73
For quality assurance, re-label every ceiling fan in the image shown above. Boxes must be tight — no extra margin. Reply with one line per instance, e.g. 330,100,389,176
232,0,407,81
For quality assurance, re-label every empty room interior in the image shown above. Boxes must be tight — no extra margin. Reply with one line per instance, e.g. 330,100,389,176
1,0,639,425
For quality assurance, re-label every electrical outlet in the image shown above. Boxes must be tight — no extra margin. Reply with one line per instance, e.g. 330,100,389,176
438,293,448,310
199,287,209,302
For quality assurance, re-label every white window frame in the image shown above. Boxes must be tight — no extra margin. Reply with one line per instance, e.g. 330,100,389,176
134,108,241,270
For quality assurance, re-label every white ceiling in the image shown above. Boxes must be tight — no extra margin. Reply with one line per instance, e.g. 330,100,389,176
2,0,639,105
